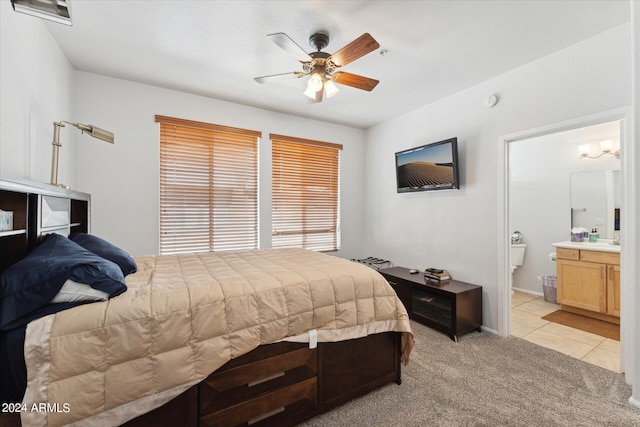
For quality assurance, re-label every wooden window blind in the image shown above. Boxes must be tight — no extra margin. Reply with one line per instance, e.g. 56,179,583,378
271,134,342,252
157,115,260,254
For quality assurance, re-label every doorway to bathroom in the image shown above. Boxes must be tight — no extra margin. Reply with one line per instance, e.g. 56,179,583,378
506,117,623,373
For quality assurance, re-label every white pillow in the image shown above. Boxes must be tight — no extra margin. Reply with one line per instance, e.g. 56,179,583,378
51,279,110,303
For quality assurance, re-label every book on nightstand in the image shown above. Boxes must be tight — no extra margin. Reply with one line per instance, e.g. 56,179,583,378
424,268,450,283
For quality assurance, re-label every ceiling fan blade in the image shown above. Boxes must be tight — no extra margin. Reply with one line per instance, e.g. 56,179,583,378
329,33,380,67
333,72,379,91
254,71,306,84
267,33,312,62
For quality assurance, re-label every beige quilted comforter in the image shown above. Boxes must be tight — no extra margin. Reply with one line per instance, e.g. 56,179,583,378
21,249,413,426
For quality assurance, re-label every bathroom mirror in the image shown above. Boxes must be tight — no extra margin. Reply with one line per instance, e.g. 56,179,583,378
570,170,620,238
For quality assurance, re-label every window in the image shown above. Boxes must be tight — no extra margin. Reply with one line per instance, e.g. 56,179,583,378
271,133,342,252
156,115,260,254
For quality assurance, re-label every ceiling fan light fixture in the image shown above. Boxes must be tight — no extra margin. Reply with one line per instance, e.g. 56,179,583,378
324,79,339,98
307,72,323,92
304,72,325,99
303,84,319,99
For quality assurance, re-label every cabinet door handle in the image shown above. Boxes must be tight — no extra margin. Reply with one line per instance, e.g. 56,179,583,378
388,281,398,286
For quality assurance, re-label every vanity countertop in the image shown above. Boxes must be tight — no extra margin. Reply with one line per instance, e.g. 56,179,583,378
552,240,620,253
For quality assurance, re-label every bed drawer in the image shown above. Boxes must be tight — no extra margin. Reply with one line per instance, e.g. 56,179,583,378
199,377,316,427
199,341,317,426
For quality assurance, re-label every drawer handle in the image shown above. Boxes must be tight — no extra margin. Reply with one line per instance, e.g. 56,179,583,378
248,371,285,387
249,407,285,425
388,281,398,286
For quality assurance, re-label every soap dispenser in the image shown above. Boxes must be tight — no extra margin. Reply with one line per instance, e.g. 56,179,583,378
589,228,599,242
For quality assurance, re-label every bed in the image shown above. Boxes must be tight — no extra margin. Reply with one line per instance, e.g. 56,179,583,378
0,175,413,427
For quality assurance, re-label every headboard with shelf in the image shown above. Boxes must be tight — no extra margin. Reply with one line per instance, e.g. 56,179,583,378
0,174,91,273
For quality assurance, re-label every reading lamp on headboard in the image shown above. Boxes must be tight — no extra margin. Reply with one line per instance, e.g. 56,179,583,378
51,121,115,189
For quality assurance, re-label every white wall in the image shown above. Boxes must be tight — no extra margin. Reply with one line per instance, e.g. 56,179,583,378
363,24,631,331
72,72,366,258
628,0,640,407
0,1,75,184
509,124,620,294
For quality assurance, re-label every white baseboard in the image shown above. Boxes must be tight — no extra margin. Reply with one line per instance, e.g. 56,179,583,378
512,287,543,297
630,395,640,409
480,325,498,335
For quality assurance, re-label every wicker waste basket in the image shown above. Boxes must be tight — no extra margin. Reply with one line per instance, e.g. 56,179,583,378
538,274,557,304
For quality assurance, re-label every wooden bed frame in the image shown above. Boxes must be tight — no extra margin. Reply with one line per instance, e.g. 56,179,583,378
0,175,402,427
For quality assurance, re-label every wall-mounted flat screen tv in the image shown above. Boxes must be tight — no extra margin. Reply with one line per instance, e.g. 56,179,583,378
395,137,460,192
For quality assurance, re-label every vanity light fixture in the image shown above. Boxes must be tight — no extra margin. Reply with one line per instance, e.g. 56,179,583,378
11,0,72,26
51,121,115,188
578,140,620,159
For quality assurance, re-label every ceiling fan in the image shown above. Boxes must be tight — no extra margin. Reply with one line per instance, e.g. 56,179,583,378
254,32,380,103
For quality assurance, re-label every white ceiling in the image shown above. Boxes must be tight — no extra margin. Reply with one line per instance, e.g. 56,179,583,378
42,0,630,129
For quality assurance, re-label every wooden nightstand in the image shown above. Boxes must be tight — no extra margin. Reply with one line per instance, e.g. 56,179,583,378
379,267,483,341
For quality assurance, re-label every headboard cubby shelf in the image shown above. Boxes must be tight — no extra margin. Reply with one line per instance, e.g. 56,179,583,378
0,174,91,273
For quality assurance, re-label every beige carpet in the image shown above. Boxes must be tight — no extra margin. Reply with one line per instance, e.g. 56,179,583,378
542,310,620,341
299,321,640,426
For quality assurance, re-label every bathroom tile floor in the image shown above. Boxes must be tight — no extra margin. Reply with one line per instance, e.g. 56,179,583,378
511,290,620,373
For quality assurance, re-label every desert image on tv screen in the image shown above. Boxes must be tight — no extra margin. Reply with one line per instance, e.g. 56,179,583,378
397,142,454,190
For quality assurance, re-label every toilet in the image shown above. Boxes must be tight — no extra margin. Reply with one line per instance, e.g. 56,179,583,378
510,243,527,281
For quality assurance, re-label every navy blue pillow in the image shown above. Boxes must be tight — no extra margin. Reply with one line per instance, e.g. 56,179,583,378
0,234,126,329
69,233,137,276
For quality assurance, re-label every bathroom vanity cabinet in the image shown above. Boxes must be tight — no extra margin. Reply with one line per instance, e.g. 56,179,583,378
555,247,620,323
